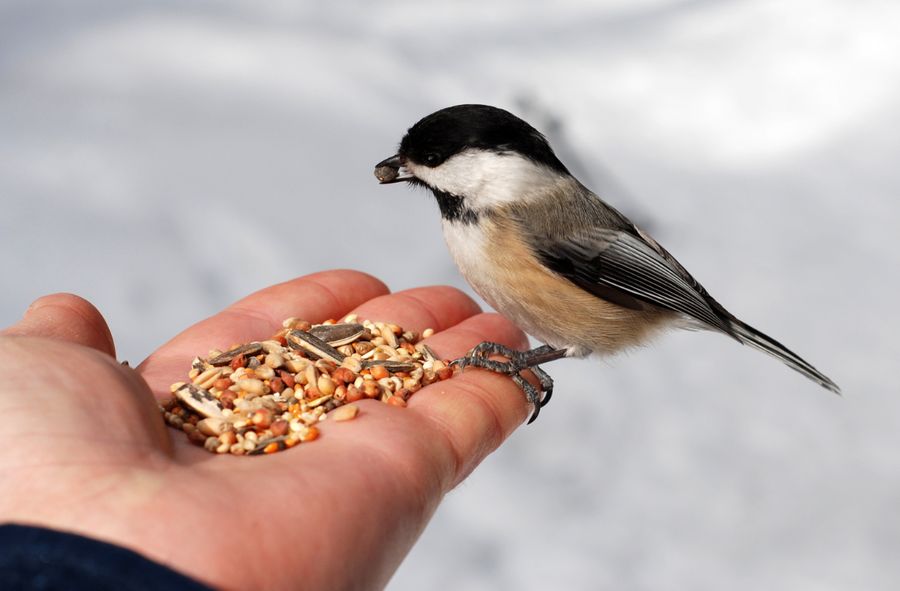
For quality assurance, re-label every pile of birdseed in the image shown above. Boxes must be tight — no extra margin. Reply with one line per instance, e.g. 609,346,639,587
160,315,454,455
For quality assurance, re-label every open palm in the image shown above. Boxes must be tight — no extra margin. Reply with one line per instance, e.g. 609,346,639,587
0,270,531,590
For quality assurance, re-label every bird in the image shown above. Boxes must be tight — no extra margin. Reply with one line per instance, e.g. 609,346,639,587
374,104,839,422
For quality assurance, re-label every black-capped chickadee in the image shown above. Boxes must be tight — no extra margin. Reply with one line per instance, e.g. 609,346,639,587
375,104,839,422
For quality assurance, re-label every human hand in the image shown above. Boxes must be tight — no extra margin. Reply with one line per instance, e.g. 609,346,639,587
0,270,531,590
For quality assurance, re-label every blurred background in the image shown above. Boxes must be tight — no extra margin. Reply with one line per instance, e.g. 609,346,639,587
2,0,898,589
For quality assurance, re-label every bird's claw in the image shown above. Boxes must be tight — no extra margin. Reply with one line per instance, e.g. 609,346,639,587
450,342,555,424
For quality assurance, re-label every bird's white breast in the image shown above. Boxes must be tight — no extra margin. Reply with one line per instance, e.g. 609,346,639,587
441,219,494,291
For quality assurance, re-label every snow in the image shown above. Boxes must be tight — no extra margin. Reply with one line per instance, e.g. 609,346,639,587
2,1,898,589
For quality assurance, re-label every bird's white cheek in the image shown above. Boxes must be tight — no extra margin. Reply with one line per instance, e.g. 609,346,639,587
411,149,553,209
408,159,484,199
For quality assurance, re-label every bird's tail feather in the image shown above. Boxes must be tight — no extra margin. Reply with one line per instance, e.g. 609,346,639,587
727,319,841,394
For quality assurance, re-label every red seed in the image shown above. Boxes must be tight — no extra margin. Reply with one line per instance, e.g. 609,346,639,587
370,365,389,380
437,367,453,381
251,408,273,429
331,367,355,384
270,419,289,436
213,377,233,391
219,390,237,409
386,396,407,407
230,354,246,370
279,370,296,388
345,384,363,403
363,380,380,399
270,377,285,393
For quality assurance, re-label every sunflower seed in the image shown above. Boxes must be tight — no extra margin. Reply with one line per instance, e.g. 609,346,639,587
362,359,417,373
286,330,345,364
309,323,366,347
374,165,398,183
175,384,226,419
208,343,263,366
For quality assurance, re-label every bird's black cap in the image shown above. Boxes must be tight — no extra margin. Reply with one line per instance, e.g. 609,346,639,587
398,104,570,175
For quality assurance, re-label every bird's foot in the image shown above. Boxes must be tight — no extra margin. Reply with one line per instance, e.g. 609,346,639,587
450,343,565,424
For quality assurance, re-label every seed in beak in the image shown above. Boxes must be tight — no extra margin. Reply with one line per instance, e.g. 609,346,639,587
374,165,399,183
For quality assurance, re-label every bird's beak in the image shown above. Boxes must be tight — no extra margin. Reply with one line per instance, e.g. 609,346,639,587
374,154,413,184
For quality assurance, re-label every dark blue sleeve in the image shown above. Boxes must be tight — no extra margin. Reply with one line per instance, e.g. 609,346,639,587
0,524,213,590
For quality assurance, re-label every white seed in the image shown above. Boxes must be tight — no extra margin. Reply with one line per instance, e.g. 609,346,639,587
197,417,230,437
380,325,398,348
237,378,265,395
307,394,333,408
255,366,275,381
341,356,363,373
265,352,284,368
305,364,318,388
261,340,285,353
330,404,359,421
317,375,336,396
283,357,308,374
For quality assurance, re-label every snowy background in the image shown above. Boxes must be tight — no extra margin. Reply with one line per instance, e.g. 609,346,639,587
2,1,899,589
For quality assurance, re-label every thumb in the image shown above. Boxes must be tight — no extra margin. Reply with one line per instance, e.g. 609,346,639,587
2,293,116,357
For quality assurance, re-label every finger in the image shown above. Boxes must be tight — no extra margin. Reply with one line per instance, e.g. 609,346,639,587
1,294,116,357
138,270,389,396
349,285,482,333
409,312,532,488
0,337,171,460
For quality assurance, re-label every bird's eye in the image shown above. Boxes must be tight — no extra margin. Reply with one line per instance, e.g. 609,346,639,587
424,152,442,167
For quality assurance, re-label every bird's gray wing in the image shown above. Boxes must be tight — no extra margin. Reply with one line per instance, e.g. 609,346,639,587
530,225,733,334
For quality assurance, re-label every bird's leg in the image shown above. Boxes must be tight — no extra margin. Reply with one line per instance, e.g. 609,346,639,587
451,343,567,423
